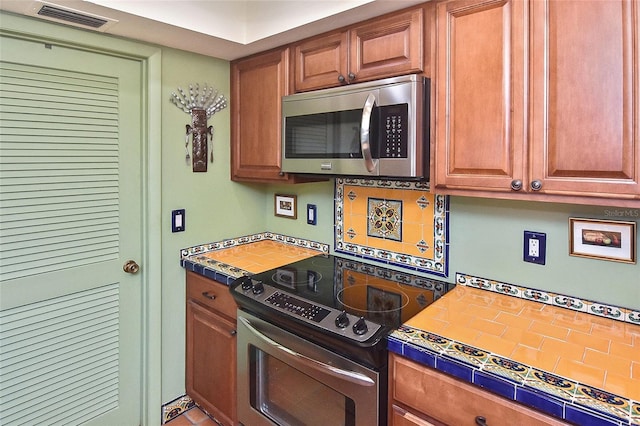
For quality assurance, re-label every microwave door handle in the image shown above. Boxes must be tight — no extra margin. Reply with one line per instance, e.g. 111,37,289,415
360,93,378,173
238,316,375,387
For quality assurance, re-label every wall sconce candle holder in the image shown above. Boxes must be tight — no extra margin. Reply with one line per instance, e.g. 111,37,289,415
170,83,227,172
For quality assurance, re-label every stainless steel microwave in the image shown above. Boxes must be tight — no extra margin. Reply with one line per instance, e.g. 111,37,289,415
281,75,429,179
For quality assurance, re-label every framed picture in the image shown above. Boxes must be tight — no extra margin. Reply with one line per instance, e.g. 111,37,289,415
569,218,636,263
274,194,297,219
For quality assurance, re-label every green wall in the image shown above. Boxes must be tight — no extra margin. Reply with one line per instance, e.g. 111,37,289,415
266,181,640,311
160,48,268,403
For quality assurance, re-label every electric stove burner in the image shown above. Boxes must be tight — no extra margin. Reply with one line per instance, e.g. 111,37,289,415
337,284,410,328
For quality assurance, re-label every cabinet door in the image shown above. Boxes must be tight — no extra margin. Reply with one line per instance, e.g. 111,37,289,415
186,300,237,426
529,0,640,198
349,8,424,83
433,0,526,192
231,48,292,183
292,30,349,92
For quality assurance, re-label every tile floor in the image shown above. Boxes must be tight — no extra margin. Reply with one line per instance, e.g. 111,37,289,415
165,407,219,426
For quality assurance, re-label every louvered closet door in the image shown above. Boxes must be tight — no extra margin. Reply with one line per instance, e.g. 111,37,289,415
0,35,142,425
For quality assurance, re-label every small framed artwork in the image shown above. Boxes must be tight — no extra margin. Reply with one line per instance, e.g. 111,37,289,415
274,194,297,219
569,218,637,263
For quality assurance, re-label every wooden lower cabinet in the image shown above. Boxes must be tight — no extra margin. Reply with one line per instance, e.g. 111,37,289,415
389,353,568,426
186,271,237,426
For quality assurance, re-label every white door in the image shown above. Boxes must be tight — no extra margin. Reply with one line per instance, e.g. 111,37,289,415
0,34,143,425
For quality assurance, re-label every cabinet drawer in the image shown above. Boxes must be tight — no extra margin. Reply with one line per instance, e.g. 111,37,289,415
186,271,237,319
391,404,441,426
390,354,567,426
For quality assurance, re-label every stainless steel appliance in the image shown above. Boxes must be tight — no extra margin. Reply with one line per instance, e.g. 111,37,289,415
231,254,453,426
281,75,429,179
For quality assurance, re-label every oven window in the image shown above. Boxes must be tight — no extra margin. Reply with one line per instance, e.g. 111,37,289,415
250,345,356,426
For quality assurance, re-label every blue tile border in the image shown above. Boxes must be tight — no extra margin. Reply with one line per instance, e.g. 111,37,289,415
388,327,638,425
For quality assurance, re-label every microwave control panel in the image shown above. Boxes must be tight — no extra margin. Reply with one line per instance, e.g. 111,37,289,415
379,104,408,158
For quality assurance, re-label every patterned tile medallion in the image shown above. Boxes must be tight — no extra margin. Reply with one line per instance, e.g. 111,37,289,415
367,198,402,241
335,178,449,277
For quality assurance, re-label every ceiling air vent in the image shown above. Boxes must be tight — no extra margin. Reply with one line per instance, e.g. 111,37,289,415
38,4,107,28
28,1,118,31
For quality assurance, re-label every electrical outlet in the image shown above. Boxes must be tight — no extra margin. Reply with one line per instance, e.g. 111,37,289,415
528,238,539,257
524,231,546,265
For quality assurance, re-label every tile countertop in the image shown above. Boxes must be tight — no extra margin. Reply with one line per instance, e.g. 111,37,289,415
180,232,329,284
389,275,640,426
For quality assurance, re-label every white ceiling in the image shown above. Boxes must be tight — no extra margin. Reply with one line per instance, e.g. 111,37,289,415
0,0,426,60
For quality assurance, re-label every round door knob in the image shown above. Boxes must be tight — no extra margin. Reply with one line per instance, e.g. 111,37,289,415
338,74,345,83
510,179,523,191
530,180,542,191
123,260,140,274
347,72,356,81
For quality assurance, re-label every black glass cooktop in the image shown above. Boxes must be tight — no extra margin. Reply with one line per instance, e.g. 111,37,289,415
231,254,454,331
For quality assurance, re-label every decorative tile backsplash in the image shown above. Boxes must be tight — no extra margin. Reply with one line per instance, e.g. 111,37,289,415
334,178,449,277
456,273,640,325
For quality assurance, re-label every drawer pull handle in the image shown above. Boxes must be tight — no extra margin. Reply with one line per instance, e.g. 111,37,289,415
202,292,216,300
475,416,487,426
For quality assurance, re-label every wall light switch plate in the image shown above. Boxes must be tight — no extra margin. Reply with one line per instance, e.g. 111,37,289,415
524,231,546,265
307,204,317,225
172,209,185,232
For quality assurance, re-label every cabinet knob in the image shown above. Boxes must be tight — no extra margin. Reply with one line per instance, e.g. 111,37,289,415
475,416,488,426
347,72,356,81
338,74,345,83
530,180,543,191
201,292,216,300
510,179,523,191
279,171,285,176
230,329,237,336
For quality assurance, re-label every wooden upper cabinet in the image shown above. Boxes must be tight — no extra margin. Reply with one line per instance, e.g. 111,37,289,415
291,30,348,92
433,0,526,193
230,48,293,183
529,0,640,199
292,6,425,92
433,0,640,206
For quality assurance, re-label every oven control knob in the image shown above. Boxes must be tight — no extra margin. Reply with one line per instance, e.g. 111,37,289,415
252,281,265,295
353,317,368,335
240,277,253,291
335,311,350,328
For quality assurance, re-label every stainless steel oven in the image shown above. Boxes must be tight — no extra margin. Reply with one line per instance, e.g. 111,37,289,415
237,310,381,426
231,254,453,426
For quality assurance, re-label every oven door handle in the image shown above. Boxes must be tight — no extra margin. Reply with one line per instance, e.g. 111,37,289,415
239,316,375,387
